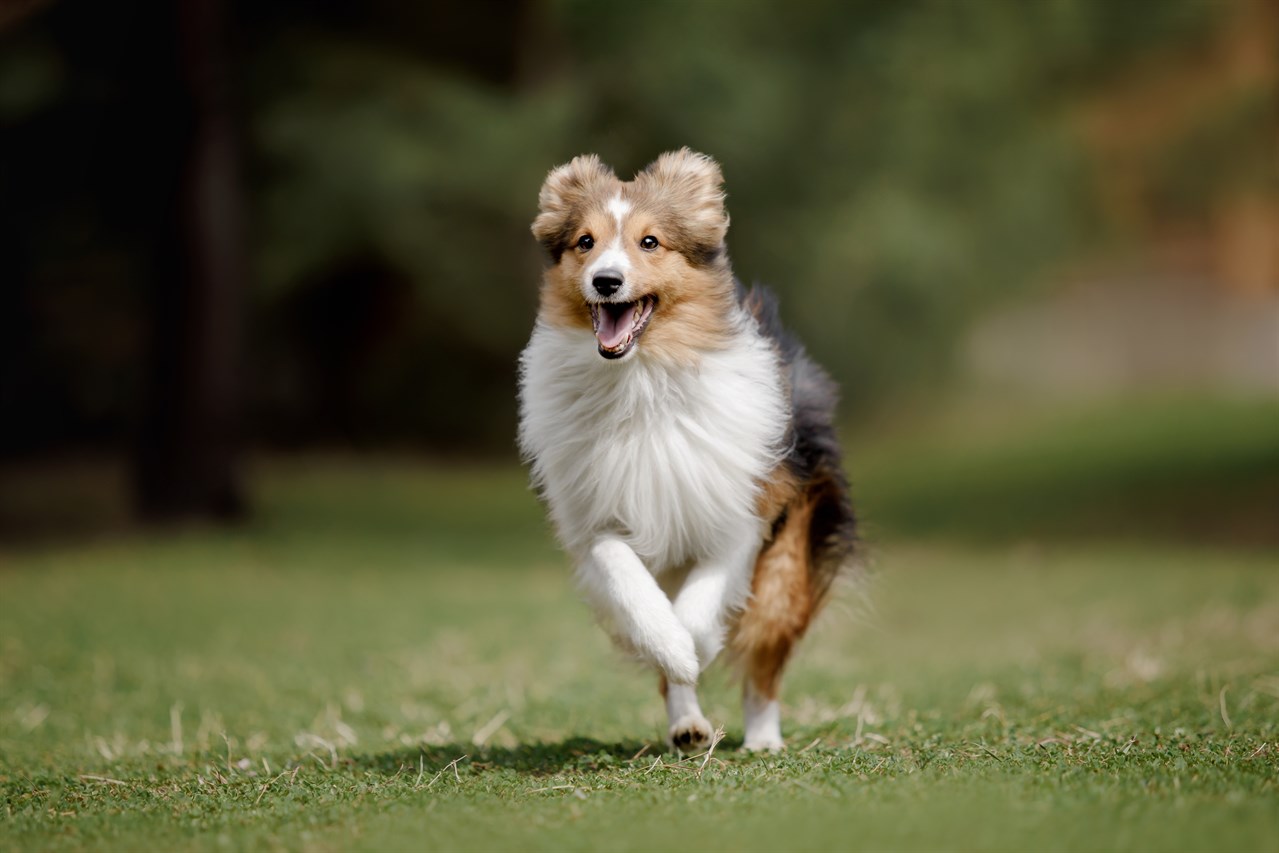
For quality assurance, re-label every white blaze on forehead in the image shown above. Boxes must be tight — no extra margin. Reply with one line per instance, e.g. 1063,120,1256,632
607,193,632,228
584,193,633,292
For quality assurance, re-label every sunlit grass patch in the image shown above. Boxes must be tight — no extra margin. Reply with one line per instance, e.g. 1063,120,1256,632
3,398,1278,850
4,527,1277,849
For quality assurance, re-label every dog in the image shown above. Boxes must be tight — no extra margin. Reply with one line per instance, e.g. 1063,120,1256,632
518,148,855,752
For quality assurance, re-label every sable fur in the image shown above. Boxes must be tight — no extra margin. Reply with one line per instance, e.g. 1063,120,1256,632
519,148,855,751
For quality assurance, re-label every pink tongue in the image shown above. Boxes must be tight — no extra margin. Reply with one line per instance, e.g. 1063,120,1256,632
596,305,631,349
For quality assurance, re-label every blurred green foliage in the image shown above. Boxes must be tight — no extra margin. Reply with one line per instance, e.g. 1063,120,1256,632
6,0,1267,451
248,0,1221,425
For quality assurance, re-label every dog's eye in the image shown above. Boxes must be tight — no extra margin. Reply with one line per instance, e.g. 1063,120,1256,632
576,234,594,251
640,235,659,251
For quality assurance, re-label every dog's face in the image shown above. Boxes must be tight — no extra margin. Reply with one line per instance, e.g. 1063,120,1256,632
531,149,735,363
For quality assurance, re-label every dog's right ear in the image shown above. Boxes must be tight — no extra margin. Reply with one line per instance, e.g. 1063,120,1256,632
532,154,616,260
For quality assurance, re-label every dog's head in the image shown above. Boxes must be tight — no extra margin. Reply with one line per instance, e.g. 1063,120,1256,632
531,149,735,363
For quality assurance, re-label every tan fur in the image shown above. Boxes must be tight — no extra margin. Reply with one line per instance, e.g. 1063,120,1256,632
755,463,799,524
532,148,739,367
730,494,820,698
531,154,619,249
626,258,734,365
632,149,731,250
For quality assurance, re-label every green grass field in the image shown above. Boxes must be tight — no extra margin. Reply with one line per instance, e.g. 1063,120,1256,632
3,399,1278,851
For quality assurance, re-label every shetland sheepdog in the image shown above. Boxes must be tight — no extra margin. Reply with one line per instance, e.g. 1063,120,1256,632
518,148,855,752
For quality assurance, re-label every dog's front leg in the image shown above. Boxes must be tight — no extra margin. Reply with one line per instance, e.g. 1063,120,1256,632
672,535,759,669
662,535,760,752
662,678,713,754
577,537,699,686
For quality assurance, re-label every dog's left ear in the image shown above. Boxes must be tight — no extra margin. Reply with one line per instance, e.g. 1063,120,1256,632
639,148,730,250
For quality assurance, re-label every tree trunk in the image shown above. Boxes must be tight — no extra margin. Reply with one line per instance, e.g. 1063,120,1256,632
133,0,246,521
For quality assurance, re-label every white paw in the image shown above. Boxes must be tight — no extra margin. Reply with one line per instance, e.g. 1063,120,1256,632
639,623,699,685
668,714,714,753
742,734,785,753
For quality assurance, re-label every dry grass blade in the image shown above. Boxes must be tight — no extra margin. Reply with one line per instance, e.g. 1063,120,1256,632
420,754,469,789
528,784,592,794
78,775,128,786
471,710,510,747
253,770,293,806
169,702,183,756
695,727,727,778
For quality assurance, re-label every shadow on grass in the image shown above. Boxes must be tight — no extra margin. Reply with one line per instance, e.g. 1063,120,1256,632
351,735,746,777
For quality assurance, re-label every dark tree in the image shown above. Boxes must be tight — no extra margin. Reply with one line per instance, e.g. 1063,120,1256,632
133,0,246,521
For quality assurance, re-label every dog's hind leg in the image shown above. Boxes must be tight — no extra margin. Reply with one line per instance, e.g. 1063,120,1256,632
732,496,818,751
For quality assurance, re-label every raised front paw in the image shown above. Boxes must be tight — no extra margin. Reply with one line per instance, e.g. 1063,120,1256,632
667,714,715,754
640,623,700,686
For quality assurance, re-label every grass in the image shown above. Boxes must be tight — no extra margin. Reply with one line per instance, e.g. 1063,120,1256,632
850,395,1279,544
2,397,1278,851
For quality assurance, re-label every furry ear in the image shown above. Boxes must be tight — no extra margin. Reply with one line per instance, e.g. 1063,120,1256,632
638,148,729,252
531,154,616,259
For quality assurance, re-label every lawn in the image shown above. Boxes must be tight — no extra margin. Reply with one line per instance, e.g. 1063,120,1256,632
2,398,1278,851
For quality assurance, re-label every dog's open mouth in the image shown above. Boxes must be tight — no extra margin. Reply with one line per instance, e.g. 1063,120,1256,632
590,297,655,359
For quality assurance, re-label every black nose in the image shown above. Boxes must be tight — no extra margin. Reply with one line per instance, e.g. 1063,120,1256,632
593,275,623,297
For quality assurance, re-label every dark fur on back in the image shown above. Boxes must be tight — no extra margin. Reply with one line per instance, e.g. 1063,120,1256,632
740,283,857,598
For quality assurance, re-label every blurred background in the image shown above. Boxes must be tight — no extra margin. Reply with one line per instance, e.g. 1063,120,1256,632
1,0,1275,543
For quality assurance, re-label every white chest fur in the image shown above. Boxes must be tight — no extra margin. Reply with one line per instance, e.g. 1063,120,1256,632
518,317,789,572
